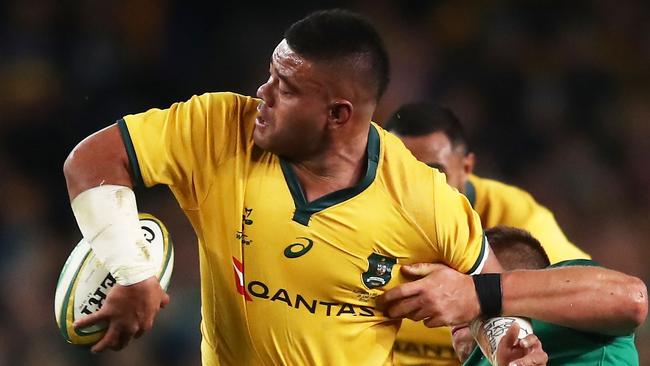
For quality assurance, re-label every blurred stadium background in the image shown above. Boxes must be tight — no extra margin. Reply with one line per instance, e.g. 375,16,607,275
1,0,648,364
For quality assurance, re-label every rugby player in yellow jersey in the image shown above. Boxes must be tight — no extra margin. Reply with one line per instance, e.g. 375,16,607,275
384,102,591,365
62,10,511,365
62,9,637,366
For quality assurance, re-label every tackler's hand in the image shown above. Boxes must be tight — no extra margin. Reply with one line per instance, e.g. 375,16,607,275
496,322,548,366
376,263,480,327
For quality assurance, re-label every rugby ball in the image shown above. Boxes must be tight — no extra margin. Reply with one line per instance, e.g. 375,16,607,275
54,213,174,345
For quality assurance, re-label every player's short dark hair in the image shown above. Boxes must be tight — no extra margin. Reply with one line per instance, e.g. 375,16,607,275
485,226,551,270
285,9,390,101
384,102,471,154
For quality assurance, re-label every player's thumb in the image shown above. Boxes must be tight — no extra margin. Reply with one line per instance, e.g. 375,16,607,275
73,308,108,329
502,321,521,349
401,262,439,277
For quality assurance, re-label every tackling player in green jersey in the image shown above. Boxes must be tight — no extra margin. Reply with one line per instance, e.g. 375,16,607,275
458,226,640,365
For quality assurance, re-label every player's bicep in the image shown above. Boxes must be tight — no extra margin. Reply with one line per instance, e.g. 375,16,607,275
479,245,503,273
64,124,133,200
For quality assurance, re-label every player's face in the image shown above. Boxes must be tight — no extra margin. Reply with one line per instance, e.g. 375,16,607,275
255,39,330,158
396,132,472,191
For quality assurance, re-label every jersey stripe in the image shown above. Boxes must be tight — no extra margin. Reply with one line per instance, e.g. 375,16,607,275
117,119,144,187
465,234,488,275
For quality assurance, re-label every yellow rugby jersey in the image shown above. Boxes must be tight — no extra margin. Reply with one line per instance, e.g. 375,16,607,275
118,92,488,366
465,174,589,263
394,175,590,366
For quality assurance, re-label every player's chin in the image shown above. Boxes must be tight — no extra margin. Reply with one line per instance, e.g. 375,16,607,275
253,128,277,153
253,127,269,146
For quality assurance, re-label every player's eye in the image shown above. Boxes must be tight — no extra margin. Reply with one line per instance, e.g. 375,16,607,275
278,83,293,95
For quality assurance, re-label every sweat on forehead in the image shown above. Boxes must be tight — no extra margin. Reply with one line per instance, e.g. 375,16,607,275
273,40,303,64
271,39,373,99
274,39,371,71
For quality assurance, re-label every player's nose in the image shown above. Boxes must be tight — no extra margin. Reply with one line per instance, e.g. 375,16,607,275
256,78,273,107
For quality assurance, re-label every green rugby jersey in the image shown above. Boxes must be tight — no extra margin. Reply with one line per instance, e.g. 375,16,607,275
464,259,639,366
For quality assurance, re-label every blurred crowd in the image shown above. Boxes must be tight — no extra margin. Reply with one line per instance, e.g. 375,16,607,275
0,1,648,365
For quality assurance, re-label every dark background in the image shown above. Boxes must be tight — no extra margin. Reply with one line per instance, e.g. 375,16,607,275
1,0,648,364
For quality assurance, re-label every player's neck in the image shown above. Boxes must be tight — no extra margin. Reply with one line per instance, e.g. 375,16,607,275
290,129,369,203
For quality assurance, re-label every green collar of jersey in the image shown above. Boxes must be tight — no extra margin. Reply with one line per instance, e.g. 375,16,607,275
280,124,380,226
464,180,476,207
117,118,145,187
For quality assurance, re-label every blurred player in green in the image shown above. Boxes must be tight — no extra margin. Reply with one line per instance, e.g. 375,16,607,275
457,226,641,365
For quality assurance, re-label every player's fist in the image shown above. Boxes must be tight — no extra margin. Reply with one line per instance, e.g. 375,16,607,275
377,263,480,327
74,276,169,353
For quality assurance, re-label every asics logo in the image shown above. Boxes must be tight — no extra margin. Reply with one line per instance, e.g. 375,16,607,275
284,237,314,258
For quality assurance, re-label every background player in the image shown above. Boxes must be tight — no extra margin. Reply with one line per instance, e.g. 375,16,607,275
384,102,591,365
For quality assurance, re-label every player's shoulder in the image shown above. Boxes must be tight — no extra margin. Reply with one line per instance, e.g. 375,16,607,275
196,92,259,110
373,124,445,212
375,123,430,170
198,92,260,134
470,174,537,204
374,123,436,183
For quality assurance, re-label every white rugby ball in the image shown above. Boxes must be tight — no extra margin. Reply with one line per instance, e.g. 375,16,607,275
54,213,174,345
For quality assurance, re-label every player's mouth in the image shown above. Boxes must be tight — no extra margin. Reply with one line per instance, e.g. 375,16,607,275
256,115,269,128
256,103,271,128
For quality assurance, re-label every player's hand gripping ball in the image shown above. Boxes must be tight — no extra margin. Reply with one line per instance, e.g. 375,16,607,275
54,213,174,345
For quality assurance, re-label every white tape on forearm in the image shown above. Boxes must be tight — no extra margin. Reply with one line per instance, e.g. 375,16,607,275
71,185,158,286
470,316,533,366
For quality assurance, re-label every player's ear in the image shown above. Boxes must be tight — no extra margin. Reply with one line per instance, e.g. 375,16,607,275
463,152,475,175
327,100,353,129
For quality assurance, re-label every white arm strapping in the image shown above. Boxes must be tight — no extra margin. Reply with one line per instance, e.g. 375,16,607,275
470,316,534,365
71,185,158,286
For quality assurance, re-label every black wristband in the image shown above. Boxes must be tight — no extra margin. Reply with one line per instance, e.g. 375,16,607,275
472,273,502,318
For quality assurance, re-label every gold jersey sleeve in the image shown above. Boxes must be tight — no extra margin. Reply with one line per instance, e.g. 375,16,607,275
431,170,488,274
394,174,590,366
119,92,259,209
390,170,486,366
468,174,590,264
378,130,487,275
